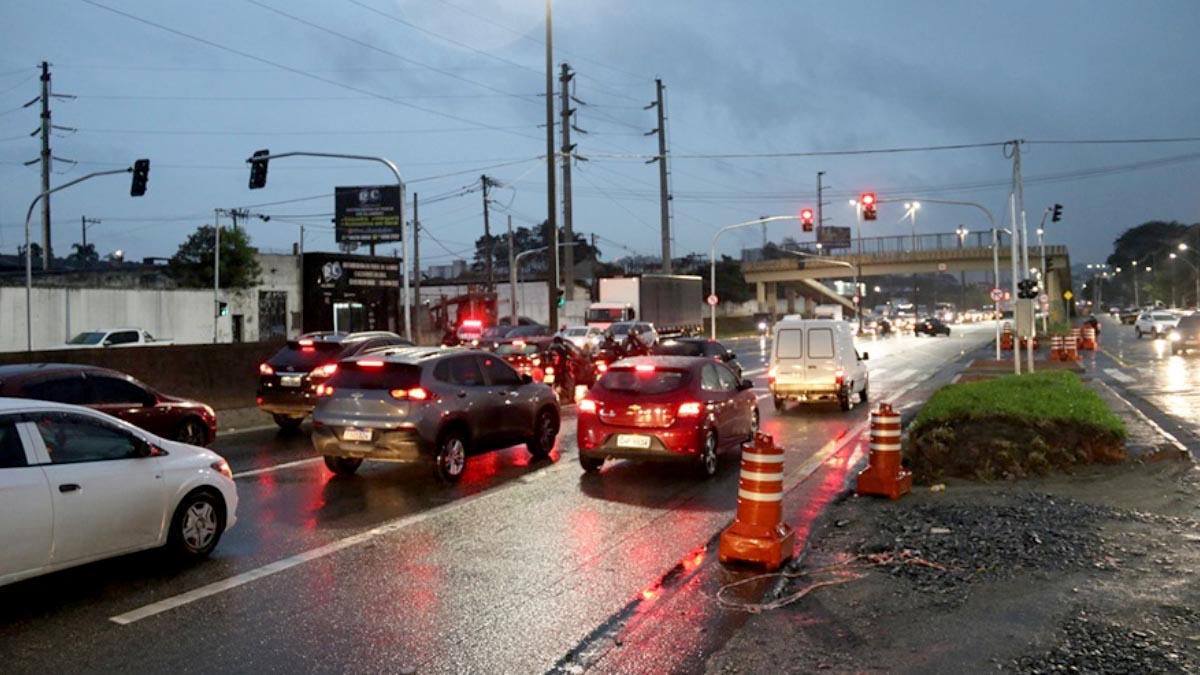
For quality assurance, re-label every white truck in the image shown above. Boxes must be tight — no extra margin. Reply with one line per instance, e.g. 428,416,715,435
58,328,174,349
586,275,704,335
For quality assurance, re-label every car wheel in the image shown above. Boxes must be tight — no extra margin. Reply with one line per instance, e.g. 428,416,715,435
526,408,559,459
1135,328,1143,339
168,490,224,558
859,380,869,403
838,388,852,412
772,396,784,412
580,455,604,473
176,418,209,446
697,428,719,478
324,455,362,476
434,429,468,483
273,414,303,431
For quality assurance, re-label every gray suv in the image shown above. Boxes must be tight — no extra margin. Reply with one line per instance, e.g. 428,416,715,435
311,347,560,483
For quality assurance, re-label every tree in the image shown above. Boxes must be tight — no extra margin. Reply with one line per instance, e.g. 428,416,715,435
706,254,754,304
169,225,261,288
1105,220,1197,306
67,242,99,266
472,222,601,277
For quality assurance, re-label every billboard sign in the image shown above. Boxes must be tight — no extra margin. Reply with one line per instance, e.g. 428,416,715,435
817,225,851,249
335,185,404,244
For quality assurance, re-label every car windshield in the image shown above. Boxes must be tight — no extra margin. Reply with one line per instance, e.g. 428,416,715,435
68,332,106,345
609,322,634,336
652,340,704,357
599,367,688,395
585,308,626,323
564,328,588,336
327,362,421,390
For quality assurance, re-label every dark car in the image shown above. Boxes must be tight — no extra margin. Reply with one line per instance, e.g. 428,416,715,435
492,336,596,402
914,317,952,337
0,363,217,445
577,356,759,478
1169,315,1200,355
311,347,560,483
651,337,743,379
257,331,411,429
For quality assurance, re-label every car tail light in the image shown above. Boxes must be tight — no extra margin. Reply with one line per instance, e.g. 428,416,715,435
259,363,274,376
835,369,845,385
211,459,233,480
678,402,703,417
579,399,597,414
463,319,482,328
545,366,555,375
390,387,429,401
312,363,338,378
768,367,776,384
358,360,384,368
256,396,263,405
635,364,655,373
315,384,335,397
597,362,608,373
298,339,314,346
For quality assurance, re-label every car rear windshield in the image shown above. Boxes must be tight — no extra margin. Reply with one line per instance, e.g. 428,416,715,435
328,362,421,390
653,341,703,357
494,343,541,356
585,308,625,322
269,341,345,370
1153,313,1176,321
599,367,688,395
776,328,802,358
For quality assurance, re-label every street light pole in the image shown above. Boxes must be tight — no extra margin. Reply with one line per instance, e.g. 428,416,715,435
24,167,134,351
711,216,800,339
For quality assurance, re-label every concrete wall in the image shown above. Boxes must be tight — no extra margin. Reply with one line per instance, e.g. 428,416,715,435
0,341,282,410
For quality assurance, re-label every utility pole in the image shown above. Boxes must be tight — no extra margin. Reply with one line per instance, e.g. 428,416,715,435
560,63,576,300
481,174,496,290
544,0,559,331
213,209,221,344
508,215,517,328
646,78,671,273
80,216,99,263
816,171,826,238
413,192,420,342
39,62,52,270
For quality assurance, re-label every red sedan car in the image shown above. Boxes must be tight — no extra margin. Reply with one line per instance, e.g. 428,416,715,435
0,363,217,445
577,356,758,477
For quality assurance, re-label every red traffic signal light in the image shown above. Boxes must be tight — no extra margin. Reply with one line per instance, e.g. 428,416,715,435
800,208,814,232
860,193,877,221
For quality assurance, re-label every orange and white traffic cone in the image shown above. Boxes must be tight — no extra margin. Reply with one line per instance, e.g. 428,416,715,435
719,432,796,571
1081,326,1097,351
1071,327,1082,350
1064,334,1080,361
1048,334,1063,361
1000,322,1014,351
856,403,912,500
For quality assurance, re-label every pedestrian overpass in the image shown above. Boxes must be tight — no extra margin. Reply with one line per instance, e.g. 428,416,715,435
741,230,1073,321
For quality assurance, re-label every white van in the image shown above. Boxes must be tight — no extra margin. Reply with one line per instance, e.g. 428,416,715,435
768,319,868,411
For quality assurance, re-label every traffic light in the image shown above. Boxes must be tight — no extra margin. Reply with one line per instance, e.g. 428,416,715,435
1051,203,1063,223
248,149,270,190
800,208,814,232
130,159,150,197
1017,278,1040,299
860,193,877,221
556,288,565,307
218,301,229,316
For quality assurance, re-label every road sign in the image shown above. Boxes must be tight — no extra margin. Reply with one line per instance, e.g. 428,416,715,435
1039,301,1050,312
1063,290,1074,300
990,288,1004,302
937,262,947,272
1038,293,1049,303
707,294,719,306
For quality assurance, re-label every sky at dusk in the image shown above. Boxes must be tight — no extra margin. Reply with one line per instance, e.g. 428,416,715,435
1,0,1198,270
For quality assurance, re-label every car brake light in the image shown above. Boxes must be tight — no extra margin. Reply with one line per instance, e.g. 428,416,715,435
390,387,429,400
463,319,482,328
578,399,597,414
635,364,655,373
768,367,776,383
298,339,314,346
597,362,608,372
358,360,384,368
678,402,703,417
210,459,233,480
835,369,845,385
312,363,338,378
259,363,274,376
315,384,335,397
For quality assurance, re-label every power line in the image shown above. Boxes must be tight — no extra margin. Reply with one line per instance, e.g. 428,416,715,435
70,93,541,101
1028,136,1200,145
69,124,536,136
77,0,544,142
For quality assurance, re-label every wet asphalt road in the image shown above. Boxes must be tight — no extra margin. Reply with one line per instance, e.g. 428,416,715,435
1085,313,1200,450
0,325,997,675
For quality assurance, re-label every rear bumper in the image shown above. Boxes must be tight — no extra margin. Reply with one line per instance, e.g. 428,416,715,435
312,424,427,462
578,423,702,460
257,389,315,417
770,382,843,402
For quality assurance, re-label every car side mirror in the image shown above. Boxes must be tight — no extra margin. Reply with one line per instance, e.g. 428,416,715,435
722,352,735,361
861,352,869,361
738,379,754,391
520,374,534,385
143,391,159,407
132,437,154,458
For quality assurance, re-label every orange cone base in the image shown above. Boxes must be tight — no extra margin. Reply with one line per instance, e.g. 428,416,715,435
856,465,913,500
719,523,796,571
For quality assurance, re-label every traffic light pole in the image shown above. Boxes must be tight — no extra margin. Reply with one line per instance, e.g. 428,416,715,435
245,151,410,342
23,166,134,352
711,216,799,339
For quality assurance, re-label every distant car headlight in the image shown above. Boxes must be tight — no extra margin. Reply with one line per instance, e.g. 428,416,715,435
757,321,767,330
1169,331,1182,342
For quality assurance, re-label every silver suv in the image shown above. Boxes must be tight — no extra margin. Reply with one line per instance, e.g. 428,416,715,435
311,347,560,483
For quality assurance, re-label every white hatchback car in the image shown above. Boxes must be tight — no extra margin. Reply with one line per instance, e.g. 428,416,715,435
1134,311,1180,339
0,398,238,587
559,325,605,353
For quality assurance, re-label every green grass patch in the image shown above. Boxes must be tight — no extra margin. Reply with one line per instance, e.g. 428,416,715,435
906,371,1127,482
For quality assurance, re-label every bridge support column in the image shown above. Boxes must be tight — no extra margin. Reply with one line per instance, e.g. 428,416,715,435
785,285,796,314
1046,268,1065,324
764,282,778,316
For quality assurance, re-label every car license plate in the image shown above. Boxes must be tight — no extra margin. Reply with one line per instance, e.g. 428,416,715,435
343,428,372,442
616,434,651,449
281,375,302,387
543,373,555,384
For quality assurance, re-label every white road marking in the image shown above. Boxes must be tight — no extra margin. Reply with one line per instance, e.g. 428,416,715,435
870,368,887,379
892,368,918,383
1104,368,1135,384
233,457,323,479
743,366,768,377
1092,380,1188,454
